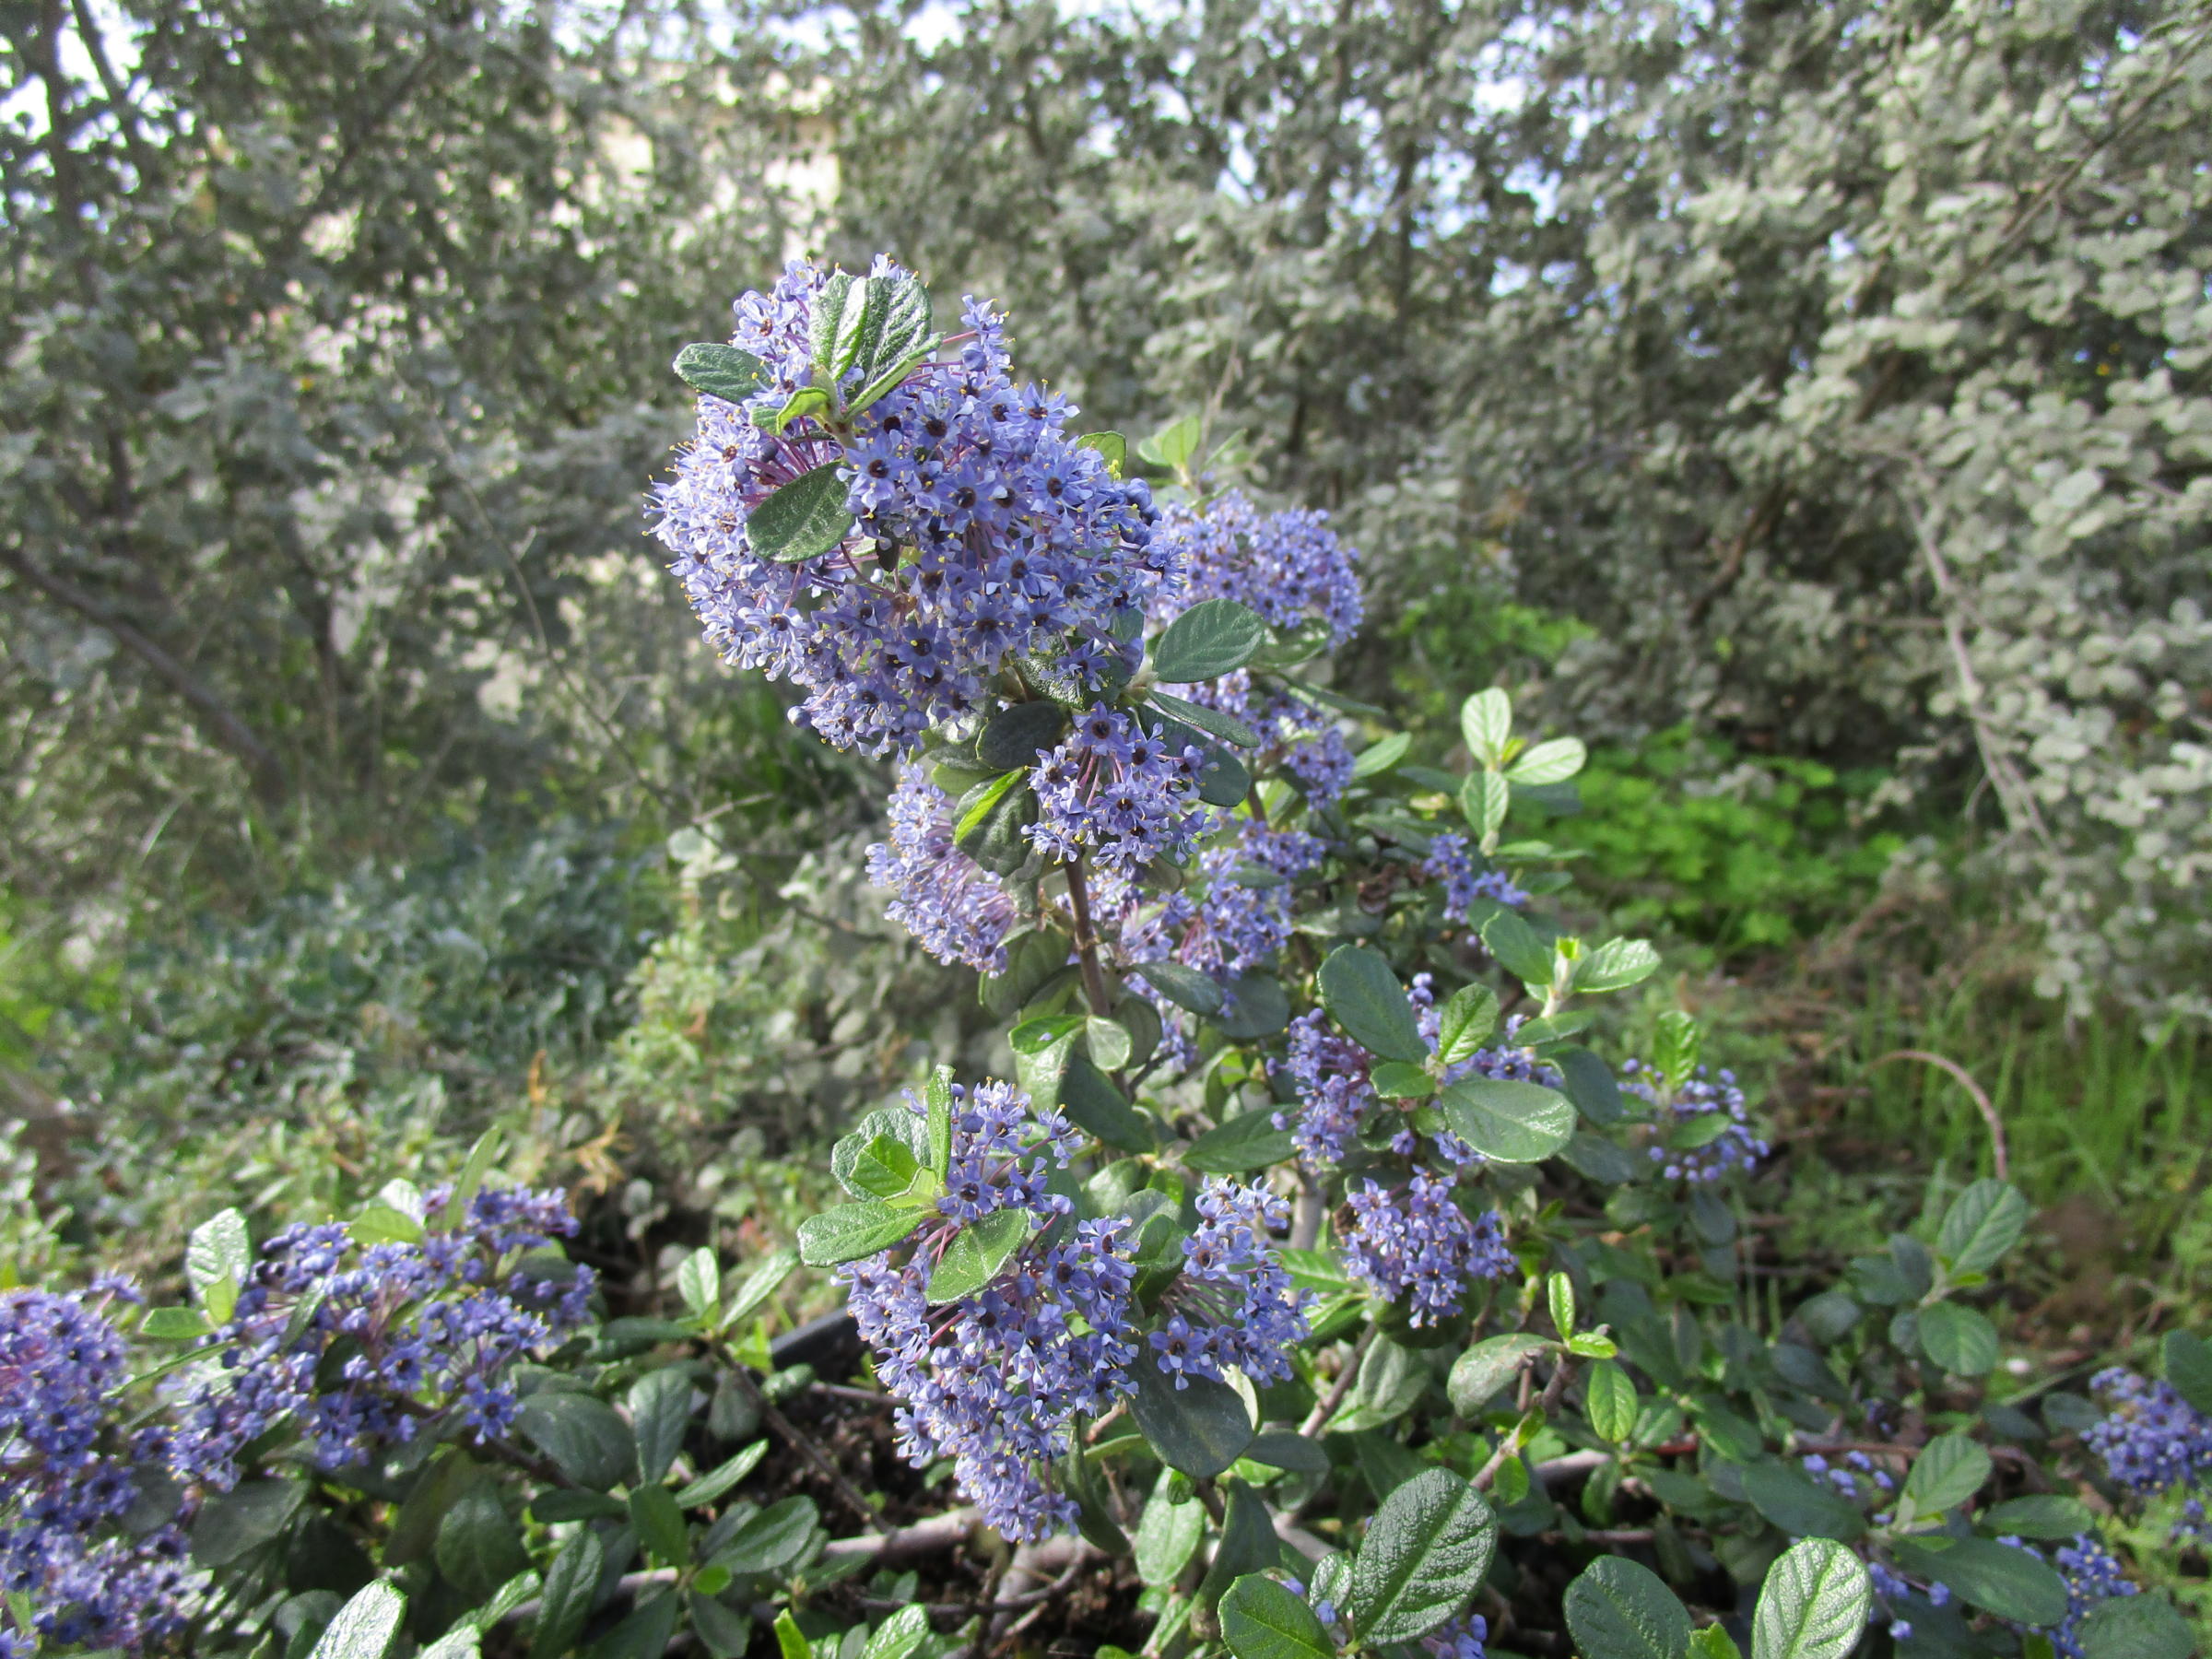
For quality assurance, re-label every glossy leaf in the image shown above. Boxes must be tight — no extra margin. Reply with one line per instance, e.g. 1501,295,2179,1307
673,342,768,403
1346,1468,1498,1643
1135,1473,1206,1586
1149,688,1262,748
1892,1538,2068,1627
797,1201,922,1267
1186,1109,1297,1174
1459,689,1512,765
1749,1539,1872,1659
1447,1334,1550,1415
1903,1433,1992,1515
1562,1556,1693,1659
747,463,853,562
515,1392,637,1491
310,1582,406,1659
1134,959,1226,1016
1440,1077,1576,1163
1316,945,1428,1063
1152,597,1268,682
1220,1574,1335,1659
925,1206,1031,1303
1129,1355,1254,1477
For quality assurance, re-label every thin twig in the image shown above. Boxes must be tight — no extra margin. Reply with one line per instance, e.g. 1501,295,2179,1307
725,1365,883,1528
1873,1049,2007,1181
1475,1360,1575,1491
1063,856,1116,1018
1300,1324,1377,1437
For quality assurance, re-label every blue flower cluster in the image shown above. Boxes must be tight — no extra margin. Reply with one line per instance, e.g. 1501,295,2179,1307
173,1185,595,1487
1621,1060,1768,1182
1865,1558,1950,1643
1341,1171,1513,1327
1027,705,1215,876
2084,1367,2212,1540
1147,494,1363,806
1421,1613,1490,1659
1800,1449,1893,1496
866,762,1018,973
1149,1180,1310,1389
1273,1008,1375,1167
0,1286,194,1653
1421,831,1530,917
2046,1534,2137,1658
653,260,1172,755
841,1080,1125,1539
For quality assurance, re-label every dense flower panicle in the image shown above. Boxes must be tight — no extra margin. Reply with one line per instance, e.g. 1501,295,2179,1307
1341,1171,1512,1326
867,763,1018,972
652,260,1173,756
1421,832,1530,916
1621,1059,1768,1182
2046,1535,2137,1658
1027,704,1216,876
1273,1008,1376,1168
1118,822,1325,987
0,1289,194,1652
924,1077,1082,1224
172,1186,594,1487
2085,1368,2212,1534
1150,1180,1311,1389
847,1077,1120,1539
843,1217,1136,1542
1149,494,1362,649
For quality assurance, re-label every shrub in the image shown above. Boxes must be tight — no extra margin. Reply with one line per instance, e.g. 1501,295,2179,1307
6,263,2200,1659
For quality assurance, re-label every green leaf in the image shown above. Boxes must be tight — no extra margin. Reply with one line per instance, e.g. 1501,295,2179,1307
1477,908,1555,989
1129,1356,1254,1477
710,1495,821,1576
1134,959,1225,1016
754,383,831,435
926,1065,955,1176
1149,688,1263,748
1347,1468,1497,1644
514,1392,638,1490
1903,1434,1991,1515
774,1610,809,1659
309,1582,406,1659
1135,1472,1206,1587
1892,1537,2068,1627
926,1207,1031,1302
142,1305,213,1339
688,1593,753,1659
1749,1539,1871,1659
187,1207,251,1308
1435,984,1500,1065
726,1246,799,1325
1217,973,1291,1040
1371,1061,1435,1099
797,1201,922,1267
1185,1109,1295,1175
628,1368,694,1485
848,1133,926,1201
677,1248,719,1320
441,1128,503,1229
629,1482,689,1567
1447,1334,1550,1415
1086,1014,1134,1072
1459,690,1512,766
1138,414,1204,470
1441,1077,1576,1163
1317,945,1428,1063
976,700,1071,771
1936,1180,2030,1277
2077,1592,2196,1659
530,1529,604,1659
1690,1629,1745,1659
1574,936,1660,994
1220,1575,1335,1659
437,1485,530,1600
1245,1430,1330,1473
676,1441,767,1508
1980,1494,2095,1539
1345,1335,1428,1427
953,769,1037,877
192,1477,306,1567
1505,735,1586,785
808,271,859,372
1458,772,1509,845
1195,743,1254,807
1653,1012,1702,1095
1077,430,1127,477
1585,1359,1639,1442
1741,1462,1865,1541
1351,732,1412,780
1917,1301,2000,1376
674,342,769,403
2163,1330,2212,1417
1062,1053,1157,1151
747,463,853,562
1562,1556,1693,1659
1198,1478,1284,1610
862,1606,935,1659
1153,597,1269,682
587,1587,680,1659
1554,1047,1629,1125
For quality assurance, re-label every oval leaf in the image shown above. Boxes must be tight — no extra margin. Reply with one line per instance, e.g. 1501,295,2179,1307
1750,1538,1871,1659
1891,1537,2068,1628
1221,1574,1335,1659
925,1206,1032,1303
798,1201,924,1267
1152,597,1269,682
1135,959,1226,1016
1346,1467,1498,1644
1440,1077,1576,1164
310,1582,406,1659
1447,1335,1551,1416
747,463,853,562
1186,1110,1297,1175
1917,1300,2000,1376
1317,945,1428,1063
1903,1433,1992,1515
1563,1556,1693,1659
1129,1355,1255,1478
674,342,769,403
1936,1180,2030,1277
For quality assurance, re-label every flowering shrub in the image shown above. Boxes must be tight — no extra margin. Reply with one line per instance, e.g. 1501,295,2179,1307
5,261,2203,1659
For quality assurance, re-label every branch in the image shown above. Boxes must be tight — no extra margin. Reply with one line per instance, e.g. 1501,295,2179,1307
0,545,286,801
